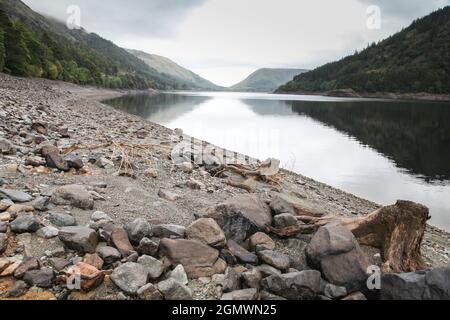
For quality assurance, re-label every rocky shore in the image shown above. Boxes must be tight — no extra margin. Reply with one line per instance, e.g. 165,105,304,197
1,73,449,300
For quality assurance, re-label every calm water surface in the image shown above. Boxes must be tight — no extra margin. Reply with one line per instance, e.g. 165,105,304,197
106,92,450,231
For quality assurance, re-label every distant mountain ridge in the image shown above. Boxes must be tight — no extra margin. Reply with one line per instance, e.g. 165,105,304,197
230,68,308,92
128,49,222,90
278,6,450,95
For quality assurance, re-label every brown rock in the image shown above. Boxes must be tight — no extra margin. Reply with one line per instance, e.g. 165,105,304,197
227,239,258,264
66,262,105,291
248,232,275,251
186,218,226,247
40,144,69,171
31,121,48,135
14,257,41,279
159,238,219,279
83,253,104,270
110,227,135,256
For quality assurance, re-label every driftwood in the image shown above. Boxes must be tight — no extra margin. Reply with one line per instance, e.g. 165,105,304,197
268,200,429,273
225,179,254,193
224,158,281,185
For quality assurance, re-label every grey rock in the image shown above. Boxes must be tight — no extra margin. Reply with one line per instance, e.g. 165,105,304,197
31,196,49,211
227,239,258,264
258,250,291,271
223,267,240,293
256,264,282,278
36,226,59,239
169,264,188,285
97,246,121,264
49,212,76,227
157,278,192,300
49,258,71,271
58,226,98,254
152,224,185,239
137,283,163,300
137,237,159,256
269,196,296,215
137,255,164,280
14,257,40,279
0,138,16,155
91,211,112,222
273,213,298,228
64,152,84,169
324,283,348,299
261,270,322,300
207,194,272,243
221,288,258,300
125,218,152,244
23,268,55,288
111,262,149,295
242,268,262,289
8,280,28,297
0,188,33,203
0,221,7,233
50,184,94,210
260,290,287,301
10,215,40,233
0,233,7,254
306,223,369,292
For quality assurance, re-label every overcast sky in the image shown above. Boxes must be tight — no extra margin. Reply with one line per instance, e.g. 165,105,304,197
23,0,449,86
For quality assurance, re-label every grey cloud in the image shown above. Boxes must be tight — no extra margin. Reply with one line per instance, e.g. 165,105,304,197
23,0,206,39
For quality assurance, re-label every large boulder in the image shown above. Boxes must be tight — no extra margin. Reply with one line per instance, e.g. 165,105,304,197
58,226,98,254
206,195,272,243
50,185,94,210
306,223,369,292
186,218,226,247
10,215,41,233
159,238,219,279
261,270,322,300
0,189,33,203
111,262,149,295
381,267,450,300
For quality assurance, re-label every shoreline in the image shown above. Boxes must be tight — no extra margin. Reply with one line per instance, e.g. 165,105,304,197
1,73,450,299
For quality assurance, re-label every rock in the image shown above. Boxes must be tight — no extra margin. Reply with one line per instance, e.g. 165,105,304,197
0,221,7,233
110,227,135,256
49,257,71,271
23,268,55,288
213,258,227,275
91,211,112,222
186,178,205,190
40,144,69,171
97,246,121,264
32,121,48,134
66,262,105,291
158,189,181,201
242,268,262,289
227,239,258,264
159,238,219,279
260,290,287,301
136,237,159,256
0,199,14,211
0,138,16,155
1,261,21,277
137,283,163,300
0,212,11,222
257,250,291,271
306,223,369,292
10,215,41,233
223,267,241,292
273,213,298,228
51,185,94,210
25,156,46,167
207,194,272,243
381,267,450,300
111,262,149,295
157,278,192,300
324,283,348,299
144,168,158,178
152,224,185,239
186,218,226,247
342,292,367,300
256,264,282,278
7,204,34,215
269,195,296,215
0,258,11,273
31,196,49,211
83,253,104,270
36,226,59,239
0,188,33,203
177,162,193,173
125,218,152,244
58,226,98,254
8,280,28,297
169,265,188,285
261,270,322,300
221,288,258,300
0,233,7,254
14,257,41,279
248,232,275,251
49,212,77,227
137,255,164,280
64,152,84,169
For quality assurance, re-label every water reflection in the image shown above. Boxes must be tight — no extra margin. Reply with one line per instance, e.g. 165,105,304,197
105,92,450,230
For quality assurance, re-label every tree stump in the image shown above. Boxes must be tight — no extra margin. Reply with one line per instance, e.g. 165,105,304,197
342,200,430,273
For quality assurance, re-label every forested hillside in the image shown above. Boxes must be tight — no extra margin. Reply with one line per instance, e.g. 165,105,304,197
0,0,186,89
278,6,450,94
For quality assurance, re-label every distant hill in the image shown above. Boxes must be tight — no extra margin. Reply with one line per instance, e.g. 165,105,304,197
0,0,190,89
230,68,308,92
128,49,222,91
278,6,450,95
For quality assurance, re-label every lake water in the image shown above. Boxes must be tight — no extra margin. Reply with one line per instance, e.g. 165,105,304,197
105,92,450,231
